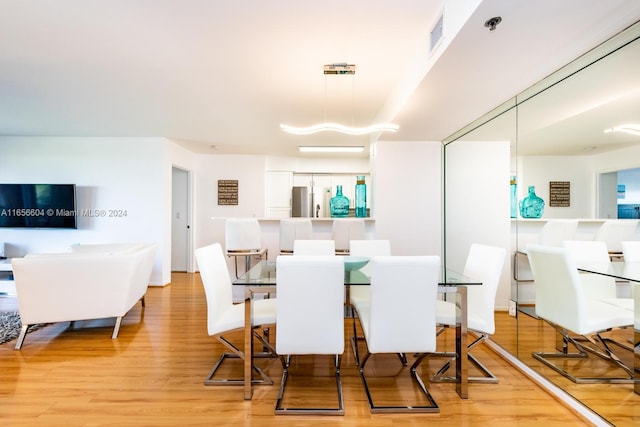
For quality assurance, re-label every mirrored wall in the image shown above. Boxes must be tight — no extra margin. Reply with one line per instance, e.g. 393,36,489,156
444,21,640,423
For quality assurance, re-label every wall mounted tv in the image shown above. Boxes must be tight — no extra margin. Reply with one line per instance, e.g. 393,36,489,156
0,184,77,229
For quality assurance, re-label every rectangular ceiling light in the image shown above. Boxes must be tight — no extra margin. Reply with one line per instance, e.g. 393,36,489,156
298,146,364,153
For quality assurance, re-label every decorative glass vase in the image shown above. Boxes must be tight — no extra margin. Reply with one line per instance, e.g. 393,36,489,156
519,185,545,218
330,185,350,218
355,176,367,218
510,175,517,219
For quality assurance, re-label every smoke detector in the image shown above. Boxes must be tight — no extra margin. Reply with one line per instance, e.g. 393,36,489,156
323,63,356,74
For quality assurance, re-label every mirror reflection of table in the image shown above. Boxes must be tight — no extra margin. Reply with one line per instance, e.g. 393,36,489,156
577,261,640,395
233,259,481,400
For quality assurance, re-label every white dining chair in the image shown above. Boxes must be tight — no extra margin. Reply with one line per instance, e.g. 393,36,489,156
563,240,633,309
621,240,640,261
352,255,440,413
332,219,365,255
224,218,268,278
195,243,277,386
279,218,313,255
431,243,506,384
593,220,639,257
293,239,335,256
347,239,391,365
527,244,633,383
275,255,345,415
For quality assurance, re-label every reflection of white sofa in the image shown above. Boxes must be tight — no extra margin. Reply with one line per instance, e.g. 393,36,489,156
12,243,156,350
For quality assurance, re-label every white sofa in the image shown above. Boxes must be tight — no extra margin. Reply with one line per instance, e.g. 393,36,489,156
11,243,156,349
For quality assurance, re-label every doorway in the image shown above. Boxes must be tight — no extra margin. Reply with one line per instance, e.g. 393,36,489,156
171,167,192,272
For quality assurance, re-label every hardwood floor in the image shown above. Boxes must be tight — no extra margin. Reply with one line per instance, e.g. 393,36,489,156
494,308,640,427
0,273,598,426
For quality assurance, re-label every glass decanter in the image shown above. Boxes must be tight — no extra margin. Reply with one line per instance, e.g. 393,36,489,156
330,185,350,218
519,185,545,218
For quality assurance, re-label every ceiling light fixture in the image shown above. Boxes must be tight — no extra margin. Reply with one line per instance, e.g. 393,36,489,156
298,146,364,153
604,124,640,136
282,123,398,136
281,63,399,136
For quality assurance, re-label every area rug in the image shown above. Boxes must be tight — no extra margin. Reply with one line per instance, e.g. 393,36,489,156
0,311,46,345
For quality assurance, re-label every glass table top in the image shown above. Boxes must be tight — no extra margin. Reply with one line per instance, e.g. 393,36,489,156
232,260,481,287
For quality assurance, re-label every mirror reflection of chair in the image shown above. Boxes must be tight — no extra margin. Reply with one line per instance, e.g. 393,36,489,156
332,219,365,255
431,243,506,384
593,219,639,259
621,240,640,261
279,219,312,255
347,239,391,365
195,243,277,386
274,256,345,415
224,218,268,278
352,255,441,413
527,244,634,383
563,240,633,309
513,219,578,283
292,239,335,256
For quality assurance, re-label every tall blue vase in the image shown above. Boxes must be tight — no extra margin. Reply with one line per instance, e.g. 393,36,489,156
355,176,367,218
510,176,517,218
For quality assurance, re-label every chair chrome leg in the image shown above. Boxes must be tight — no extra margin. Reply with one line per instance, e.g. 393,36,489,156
275,354,344,415
532,321,634,383
359,351,439,413
430,333,498,383
204,329,276,386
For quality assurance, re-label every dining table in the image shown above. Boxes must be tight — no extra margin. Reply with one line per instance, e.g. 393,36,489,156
233,258,482,400
576,260,640,395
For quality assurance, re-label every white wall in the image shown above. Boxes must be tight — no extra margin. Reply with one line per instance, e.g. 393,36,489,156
445,140,511,310
0,137,168,285
518,145,640,219
518,155,594,218
372,140,442,256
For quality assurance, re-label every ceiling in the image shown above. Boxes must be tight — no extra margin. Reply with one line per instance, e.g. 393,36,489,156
1,1,639,158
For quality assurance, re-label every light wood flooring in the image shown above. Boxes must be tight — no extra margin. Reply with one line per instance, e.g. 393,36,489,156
0,273,610,426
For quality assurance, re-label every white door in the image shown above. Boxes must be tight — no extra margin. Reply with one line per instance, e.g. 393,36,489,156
171,167,190,271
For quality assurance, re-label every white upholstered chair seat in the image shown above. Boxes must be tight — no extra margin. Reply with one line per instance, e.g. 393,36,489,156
352,255,440,413
527,244,634,383
431,243,505,384
196,243,276,386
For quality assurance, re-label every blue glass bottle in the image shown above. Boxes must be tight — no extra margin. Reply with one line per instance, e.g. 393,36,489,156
519,185,545,218
330,185,350,218
355,176,367,217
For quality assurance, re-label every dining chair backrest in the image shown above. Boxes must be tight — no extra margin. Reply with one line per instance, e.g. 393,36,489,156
293,239,335,256
463,244,506,335
621,241,640,261
332,219,366,253
195,243,234,336
562,240,617,299
225,218,262,252
349,240,391,276
365,255,440,354
276,256,345,355
593,220,639,253
279,219,313,253
537,219,579,246
527,245,587,334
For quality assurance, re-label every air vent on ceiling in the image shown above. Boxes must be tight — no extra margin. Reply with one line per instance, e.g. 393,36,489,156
323,63,356,74
430,13,444,52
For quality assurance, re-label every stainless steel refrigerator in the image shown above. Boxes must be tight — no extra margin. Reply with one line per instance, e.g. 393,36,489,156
291,186,310,217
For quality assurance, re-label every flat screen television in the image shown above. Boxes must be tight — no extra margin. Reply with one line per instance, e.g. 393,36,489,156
0,184,77,229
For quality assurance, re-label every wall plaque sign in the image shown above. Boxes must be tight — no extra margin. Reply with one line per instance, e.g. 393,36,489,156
549,181,570,207
218,180,238,205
